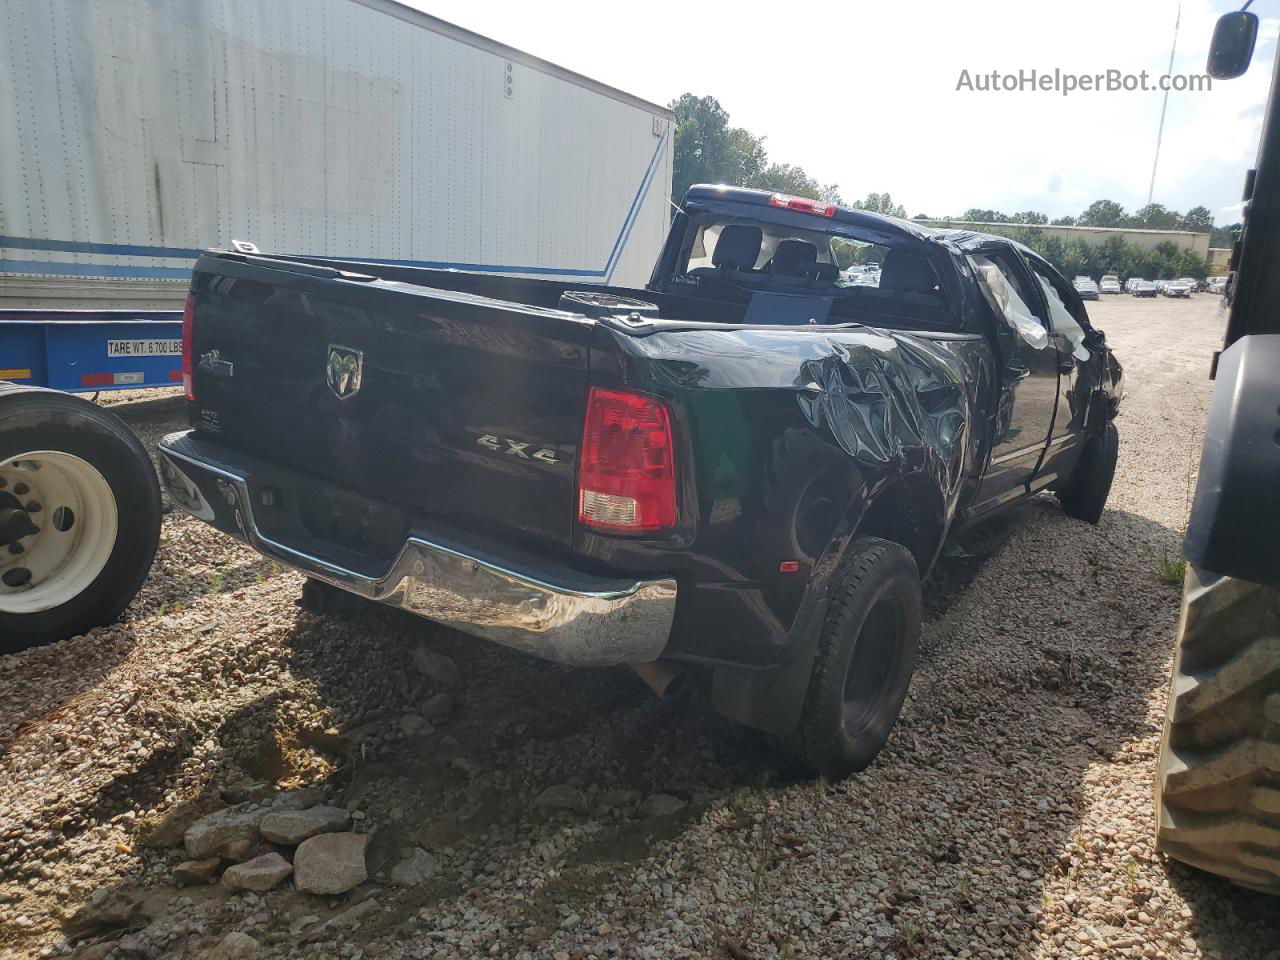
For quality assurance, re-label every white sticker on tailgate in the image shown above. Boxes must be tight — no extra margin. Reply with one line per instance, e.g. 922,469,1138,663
107,339,182,358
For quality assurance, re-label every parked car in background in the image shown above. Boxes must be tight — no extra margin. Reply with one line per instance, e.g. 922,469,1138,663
1100,274,1120,287
1125,277,1144,292
1099,278,1122,294
1175,278,1200,293
1074,277,1101,300
1208,276,1228,294
1163,280,1193,298
1132,280,1159,297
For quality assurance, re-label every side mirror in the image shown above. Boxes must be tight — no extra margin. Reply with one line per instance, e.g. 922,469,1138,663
1207,10,1259,79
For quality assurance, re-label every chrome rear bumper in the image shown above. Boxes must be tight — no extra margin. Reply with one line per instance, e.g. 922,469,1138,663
157,431,677,667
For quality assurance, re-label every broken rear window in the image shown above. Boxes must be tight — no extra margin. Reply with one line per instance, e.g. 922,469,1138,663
674,215,958,330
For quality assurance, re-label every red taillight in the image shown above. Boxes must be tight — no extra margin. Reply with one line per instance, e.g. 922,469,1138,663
768,193,836,217
181,293,195,402
577,386,677,533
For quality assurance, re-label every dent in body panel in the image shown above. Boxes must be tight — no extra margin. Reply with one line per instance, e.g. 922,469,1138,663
601,324,991,668
628,324,989,536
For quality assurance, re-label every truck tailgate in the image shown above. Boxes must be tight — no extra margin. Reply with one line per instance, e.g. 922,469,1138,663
188,255,589,551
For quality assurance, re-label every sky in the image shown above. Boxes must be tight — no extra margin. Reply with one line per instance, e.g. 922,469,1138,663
411,0,1278,225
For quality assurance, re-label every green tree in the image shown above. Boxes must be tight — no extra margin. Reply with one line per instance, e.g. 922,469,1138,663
1061,238,1095,277
1131,203,1180,230
853,192,907,218
1078,200,1127,227
1210,222,1239,247
669,92,842,205
1174,249,1208,279
1039,235,1066,271
1098,235,1128,275
1180,205,1214,232
1051,215,1077,226
962,208,1008,223
1010,210,1049,225
668,94,766,200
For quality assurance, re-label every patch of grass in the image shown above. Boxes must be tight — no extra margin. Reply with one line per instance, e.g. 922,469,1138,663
1156,551,1187,587
894,919,923,957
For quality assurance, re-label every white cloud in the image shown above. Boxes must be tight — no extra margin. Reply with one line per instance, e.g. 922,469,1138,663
413,0,1270,223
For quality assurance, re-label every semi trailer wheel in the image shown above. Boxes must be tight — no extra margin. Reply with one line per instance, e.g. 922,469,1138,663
1154,566,1280,893
0,386,161,652
788,537,922,780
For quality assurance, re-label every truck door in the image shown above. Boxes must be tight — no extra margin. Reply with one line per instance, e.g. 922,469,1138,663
1023,254,1093,490
967,247,1060,514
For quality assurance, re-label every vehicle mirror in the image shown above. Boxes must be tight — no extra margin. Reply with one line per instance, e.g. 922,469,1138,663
1207,10,1258,79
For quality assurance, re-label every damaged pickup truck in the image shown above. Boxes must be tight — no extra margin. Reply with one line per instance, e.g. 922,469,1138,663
159,186,1123,778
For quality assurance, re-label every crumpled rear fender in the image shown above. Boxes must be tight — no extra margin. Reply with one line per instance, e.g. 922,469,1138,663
612,323,995,733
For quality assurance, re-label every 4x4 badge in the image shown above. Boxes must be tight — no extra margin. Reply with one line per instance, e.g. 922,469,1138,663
326,345,363,400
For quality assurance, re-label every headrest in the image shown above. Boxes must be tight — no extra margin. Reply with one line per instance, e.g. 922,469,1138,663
879,249,940,296
712,225,763,271
770,239,818,276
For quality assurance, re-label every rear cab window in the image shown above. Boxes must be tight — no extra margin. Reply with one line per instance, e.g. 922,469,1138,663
666,210,962,332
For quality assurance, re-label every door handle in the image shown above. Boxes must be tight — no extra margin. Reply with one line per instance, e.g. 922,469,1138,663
1005,363,1031,383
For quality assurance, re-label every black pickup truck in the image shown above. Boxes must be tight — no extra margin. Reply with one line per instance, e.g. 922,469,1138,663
159,186,1123,778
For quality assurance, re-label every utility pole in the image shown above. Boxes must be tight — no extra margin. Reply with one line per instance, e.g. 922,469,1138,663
1148,0,1183,205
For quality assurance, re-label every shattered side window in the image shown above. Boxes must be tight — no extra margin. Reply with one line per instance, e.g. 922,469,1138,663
1031,271,1091,362
969,254,1049,350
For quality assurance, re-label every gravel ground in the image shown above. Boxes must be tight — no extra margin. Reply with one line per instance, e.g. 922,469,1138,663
4,293,1278,960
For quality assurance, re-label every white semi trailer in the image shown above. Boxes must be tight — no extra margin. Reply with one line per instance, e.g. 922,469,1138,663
0,0,675,308
0,0,673,651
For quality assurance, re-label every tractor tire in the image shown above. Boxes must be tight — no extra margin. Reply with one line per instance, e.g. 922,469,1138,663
1058,420,1119,524
0,387,161,652
1154,565,1280,893
787,537,921,780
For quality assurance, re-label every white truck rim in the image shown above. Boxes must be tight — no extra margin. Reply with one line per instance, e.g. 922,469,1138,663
0,451,119,615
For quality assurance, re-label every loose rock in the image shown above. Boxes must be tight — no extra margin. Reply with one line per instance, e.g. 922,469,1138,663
390,847,439,887
293,832,368,895
399,714,434,738
221,852,293,893
62,889,147,937
183,803,270,860
173,857,222,886
412,647,461,687
637,793,686,818
421,692,455,720
534,783,589,814
259,805,351,844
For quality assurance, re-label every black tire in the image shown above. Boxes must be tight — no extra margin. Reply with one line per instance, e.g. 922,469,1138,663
0,388,161,652
1058,420,1119,524
1155,567,1280,893
788,537,922,779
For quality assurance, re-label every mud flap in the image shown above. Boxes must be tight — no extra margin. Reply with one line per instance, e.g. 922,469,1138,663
711,586,831,735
